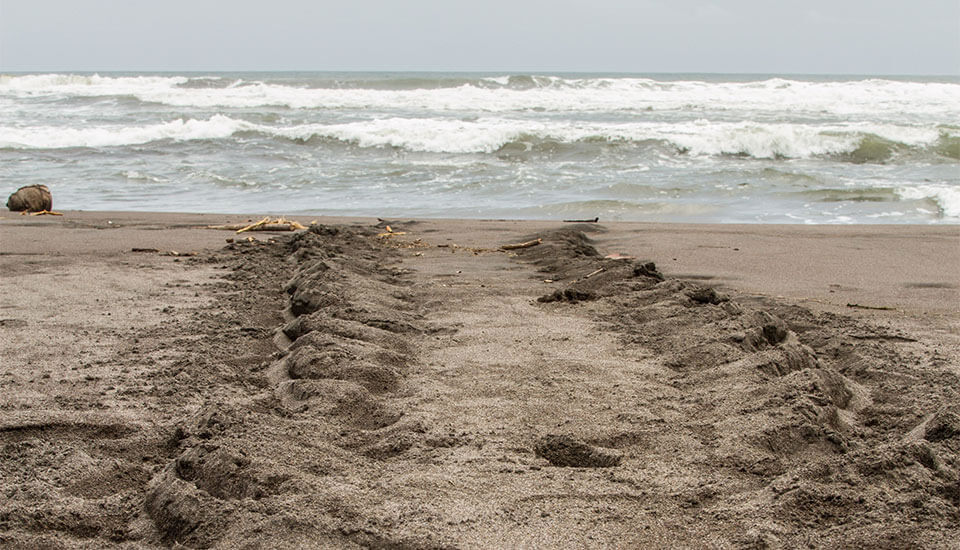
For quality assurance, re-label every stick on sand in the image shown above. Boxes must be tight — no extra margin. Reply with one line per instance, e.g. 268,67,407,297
206,218,307,232
583,267,605,279
501,238,543,251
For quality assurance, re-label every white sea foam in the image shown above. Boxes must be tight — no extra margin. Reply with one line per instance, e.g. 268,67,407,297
0,114,246,148
0,114,949,160
2,74,958,117
481,75,512,87
284,118,544,154
0,74,189,97
655,121,945,158
279,118,949,158
122,170,167,183
896,183,960,218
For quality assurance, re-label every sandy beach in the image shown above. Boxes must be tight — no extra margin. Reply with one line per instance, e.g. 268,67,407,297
1,211,958,548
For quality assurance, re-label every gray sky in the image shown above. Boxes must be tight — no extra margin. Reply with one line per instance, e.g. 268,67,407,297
1,0,958,74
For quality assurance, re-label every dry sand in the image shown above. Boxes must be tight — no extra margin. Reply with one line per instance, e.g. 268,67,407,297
1,211,958,548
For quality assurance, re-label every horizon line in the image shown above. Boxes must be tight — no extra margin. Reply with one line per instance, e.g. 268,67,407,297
3,68,959,78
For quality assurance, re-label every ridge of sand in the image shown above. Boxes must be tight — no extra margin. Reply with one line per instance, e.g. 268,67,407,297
1,214,958,548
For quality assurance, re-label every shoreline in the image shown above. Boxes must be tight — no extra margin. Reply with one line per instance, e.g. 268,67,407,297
4,210,958,317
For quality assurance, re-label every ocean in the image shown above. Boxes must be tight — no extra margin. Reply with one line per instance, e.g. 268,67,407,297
1,72,958,224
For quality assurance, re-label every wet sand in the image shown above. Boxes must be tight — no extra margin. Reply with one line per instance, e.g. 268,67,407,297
1,211,958,548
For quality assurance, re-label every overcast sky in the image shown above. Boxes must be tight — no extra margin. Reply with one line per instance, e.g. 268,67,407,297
1,0,958,75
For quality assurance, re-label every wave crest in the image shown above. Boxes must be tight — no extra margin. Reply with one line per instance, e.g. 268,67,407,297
3,73,958,116
935,133,960,160
0,114,245,149
2,114,955,164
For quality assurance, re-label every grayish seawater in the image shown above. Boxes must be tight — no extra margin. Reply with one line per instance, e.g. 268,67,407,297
1,72,958,223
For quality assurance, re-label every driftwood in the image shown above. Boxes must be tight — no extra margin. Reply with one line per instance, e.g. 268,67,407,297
23,210,63,216
206,217,307,233
846,303,896,311
236,216,271,233
130,248,196,257
241,223,305,232
583,267,605,279
377,225,408,238
500,238,542,251
562,217,599,223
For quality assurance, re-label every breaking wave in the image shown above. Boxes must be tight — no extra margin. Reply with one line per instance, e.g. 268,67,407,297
789,184,960,220
896,184,960,218
2,73,958,116
0,114,245,148
3,114,955,164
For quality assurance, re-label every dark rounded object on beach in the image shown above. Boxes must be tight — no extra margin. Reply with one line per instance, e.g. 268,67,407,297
6,184,52,212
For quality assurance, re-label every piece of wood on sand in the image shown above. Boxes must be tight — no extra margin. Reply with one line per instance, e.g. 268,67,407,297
240,222,307,232
25,210,64,216
846,303,896,311
377,225,408,238
583,267,605,279
205,217,307,233
236,217,272,233
500,238,543,251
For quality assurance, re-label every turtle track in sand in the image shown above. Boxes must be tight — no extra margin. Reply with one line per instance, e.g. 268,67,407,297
4,222,956,548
